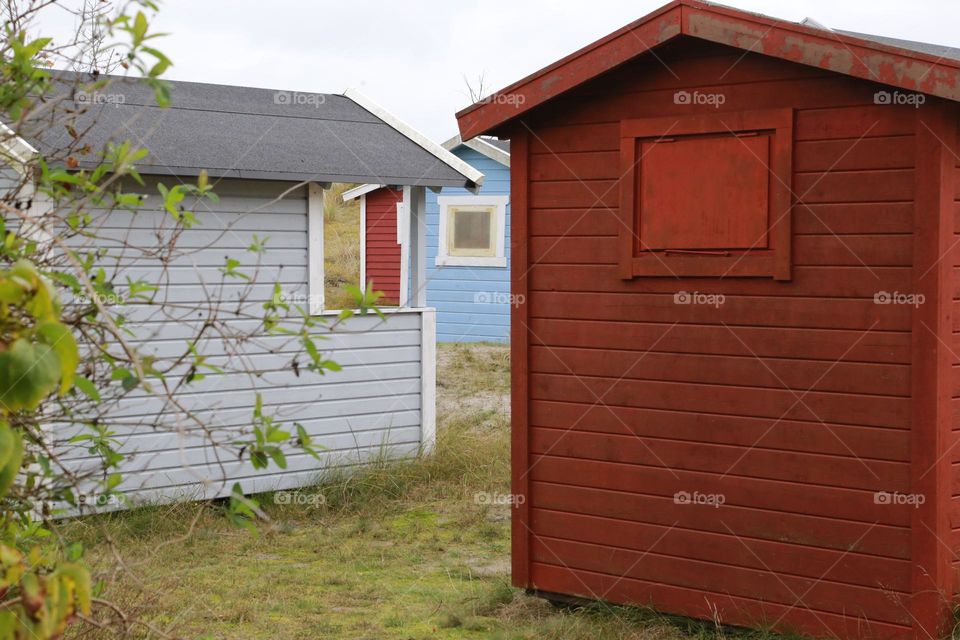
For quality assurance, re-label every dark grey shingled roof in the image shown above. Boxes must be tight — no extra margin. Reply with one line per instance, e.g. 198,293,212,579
835,30,960,64
20,73,477,188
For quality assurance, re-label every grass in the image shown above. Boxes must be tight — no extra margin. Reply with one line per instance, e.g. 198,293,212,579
62,344,796,640
323,182,362,310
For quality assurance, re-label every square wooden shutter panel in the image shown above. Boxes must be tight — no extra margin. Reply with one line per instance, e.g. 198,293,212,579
638,134,770,251
618,109,793,280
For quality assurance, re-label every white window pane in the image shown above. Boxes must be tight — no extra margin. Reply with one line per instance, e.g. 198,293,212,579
453,209,492,249
447,205,496,257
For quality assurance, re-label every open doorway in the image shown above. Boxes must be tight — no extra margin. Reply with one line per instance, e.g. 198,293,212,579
322,183,362,309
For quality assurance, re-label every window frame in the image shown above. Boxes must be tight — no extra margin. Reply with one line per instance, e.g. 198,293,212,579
436,194,509,268
307,182,325,314
617,108,794,281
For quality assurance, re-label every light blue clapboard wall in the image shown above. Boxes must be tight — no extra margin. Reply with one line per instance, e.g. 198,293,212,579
22,176,432,509
424,147,510,343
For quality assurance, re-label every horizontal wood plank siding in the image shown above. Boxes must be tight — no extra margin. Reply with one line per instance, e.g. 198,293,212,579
513,43,923,639
364,187,403,304
425,147,511,343
47,177,429,508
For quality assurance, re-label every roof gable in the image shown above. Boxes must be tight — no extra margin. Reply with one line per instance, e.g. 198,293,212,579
457,0,960,138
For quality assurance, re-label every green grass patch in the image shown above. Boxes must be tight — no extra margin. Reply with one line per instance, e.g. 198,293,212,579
62,344,799,640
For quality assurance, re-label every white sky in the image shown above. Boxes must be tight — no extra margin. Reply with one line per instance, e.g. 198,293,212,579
34,0,960,141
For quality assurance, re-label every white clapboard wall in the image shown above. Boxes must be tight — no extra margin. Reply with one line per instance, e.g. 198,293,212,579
10,175,434,509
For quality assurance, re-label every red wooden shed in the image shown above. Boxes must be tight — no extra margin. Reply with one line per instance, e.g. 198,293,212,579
342,184,405,305
456,2,960,638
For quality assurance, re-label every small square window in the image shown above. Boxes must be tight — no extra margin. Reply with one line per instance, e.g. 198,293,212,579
437,195,509,267
449,206,495,255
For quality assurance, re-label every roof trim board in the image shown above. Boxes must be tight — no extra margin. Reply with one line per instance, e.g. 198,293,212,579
442,134,511,167
0,122,37,172
343,133,503,202
345,88,484,188
456,0,960,138
342,183,386,201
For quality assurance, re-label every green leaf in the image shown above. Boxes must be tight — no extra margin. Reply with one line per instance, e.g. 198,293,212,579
268,448,287,469
121,375,139,392
74,376,100,401
266,429,290,443
0,424,22,498
53,563,92,615
150,79,171,107
0,339,61,412
36,321,78,394
105,473,122,491
132,11,148,45
226,483,259,534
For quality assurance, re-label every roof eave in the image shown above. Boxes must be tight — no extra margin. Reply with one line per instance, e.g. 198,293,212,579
441,134,511,168
342,183,385,201
61,161,474,188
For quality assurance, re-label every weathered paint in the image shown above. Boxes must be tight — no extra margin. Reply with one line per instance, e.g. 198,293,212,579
687,11,960,100
457,0,960,140
482,29,960,640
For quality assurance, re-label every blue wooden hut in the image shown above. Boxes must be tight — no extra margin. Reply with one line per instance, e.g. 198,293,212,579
428,135,511,342
346,134,511,343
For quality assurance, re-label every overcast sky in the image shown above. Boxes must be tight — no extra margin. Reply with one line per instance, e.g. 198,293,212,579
35,0,960,141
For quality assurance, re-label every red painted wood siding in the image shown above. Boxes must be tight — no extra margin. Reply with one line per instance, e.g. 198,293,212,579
951,121,960,595
364,187,403,305
508,39,959,640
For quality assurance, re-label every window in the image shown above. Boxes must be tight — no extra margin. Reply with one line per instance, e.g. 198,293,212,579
436,195,508,267
618,108,793,280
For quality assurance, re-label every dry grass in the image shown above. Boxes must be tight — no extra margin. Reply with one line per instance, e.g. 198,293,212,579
323,182,361,310
62,344,796,640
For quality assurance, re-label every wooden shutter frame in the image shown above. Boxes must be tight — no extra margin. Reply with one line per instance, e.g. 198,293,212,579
617,108,794,280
